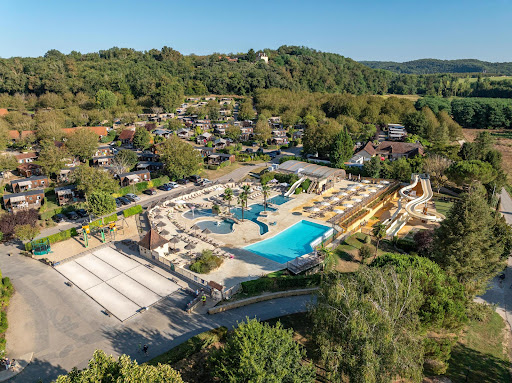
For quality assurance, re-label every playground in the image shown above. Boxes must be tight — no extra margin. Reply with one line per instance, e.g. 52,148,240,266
34,216,139,263
54,246,180,321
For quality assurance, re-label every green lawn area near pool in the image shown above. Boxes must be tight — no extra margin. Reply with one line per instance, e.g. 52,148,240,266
433,198,453,217
446,311,510,383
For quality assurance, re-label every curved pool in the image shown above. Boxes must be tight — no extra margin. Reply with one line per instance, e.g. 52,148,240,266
183,208,214,219
196,219,234,234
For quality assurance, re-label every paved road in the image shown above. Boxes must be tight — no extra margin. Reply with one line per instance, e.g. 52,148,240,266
1,248,312,382
479,188,512,330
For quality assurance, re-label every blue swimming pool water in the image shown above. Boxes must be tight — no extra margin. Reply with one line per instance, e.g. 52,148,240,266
268,195,292,205
183,208,213,219
196,219,234,234
232,203,277,235
245,220,332,264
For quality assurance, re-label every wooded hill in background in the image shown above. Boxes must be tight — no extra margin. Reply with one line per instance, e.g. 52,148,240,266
361,58,512,75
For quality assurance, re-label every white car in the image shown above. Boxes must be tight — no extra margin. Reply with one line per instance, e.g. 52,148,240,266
125,193,141,202
169,182,179,188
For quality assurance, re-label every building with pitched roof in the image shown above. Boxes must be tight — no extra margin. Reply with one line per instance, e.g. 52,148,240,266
138,228,169,259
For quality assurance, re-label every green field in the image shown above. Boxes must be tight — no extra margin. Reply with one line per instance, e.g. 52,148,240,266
433,198,453,217
457,75,512,84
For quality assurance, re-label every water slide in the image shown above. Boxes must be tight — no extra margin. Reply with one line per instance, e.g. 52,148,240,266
285,176,306,197
384,174,443,237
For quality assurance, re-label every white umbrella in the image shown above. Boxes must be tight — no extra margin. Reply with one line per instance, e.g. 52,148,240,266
369,189,377,193
311,207,320,212
353,198,362,202
334,208,344,213
279,183,289,186
330,197,339,202
377,184,385,188
343,203,354,207
339,192,348,196
360,193,370,197
320,201,330,206
381,180,390,184
174,199,186,204
362,180,370,184
216,186,224,191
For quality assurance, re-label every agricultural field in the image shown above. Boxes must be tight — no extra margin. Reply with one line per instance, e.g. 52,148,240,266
379,94,421,101
463,128,512,178
457,75,512,84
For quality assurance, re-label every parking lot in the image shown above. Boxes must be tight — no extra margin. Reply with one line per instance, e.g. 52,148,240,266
55,247,180,321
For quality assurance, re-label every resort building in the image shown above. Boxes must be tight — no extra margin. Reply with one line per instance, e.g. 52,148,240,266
119,170,150,187
55,185,80,206
277,160,346,193
375,141,424,161
3,190,44,212
387,124,407,140
17,163,42,177
11,175,49,193
138,228,170,260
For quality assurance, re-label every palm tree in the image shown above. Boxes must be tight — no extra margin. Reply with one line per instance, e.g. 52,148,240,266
237,192,248,221
241,185,251,208
319,243,335,272
372,223,387,260
223,187,233,213
262,185,271,211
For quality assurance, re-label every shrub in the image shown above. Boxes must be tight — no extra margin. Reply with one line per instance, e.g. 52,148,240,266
189,250,223,274
103,213,118,224
301,178,311,191
151,175,169,188
260,171,275,185
208,165,219,170
359,244,374,263
219,160,231,168
240,274,321,294
0,209,39,240
135,181,149,193
123,204,143,218
294,186,302,194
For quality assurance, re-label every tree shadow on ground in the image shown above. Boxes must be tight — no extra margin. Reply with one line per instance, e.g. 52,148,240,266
8,358,68,383
445,342,510,383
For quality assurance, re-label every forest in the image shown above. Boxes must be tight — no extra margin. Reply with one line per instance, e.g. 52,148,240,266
362,58,512,75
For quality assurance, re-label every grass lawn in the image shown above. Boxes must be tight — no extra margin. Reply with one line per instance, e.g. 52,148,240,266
446,312,510,383
433,198,453,217
201,162,242,180
334,232,391,272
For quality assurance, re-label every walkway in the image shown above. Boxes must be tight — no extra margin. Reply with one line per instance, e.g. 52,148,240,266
1,246,312,382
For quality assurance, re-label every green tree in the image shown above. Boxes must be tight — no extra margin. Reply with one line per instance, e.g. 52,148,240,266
37,140,67,178
253,118,271,144
330,128,354,168
72,166,119,198
206,100,220,120
14,224,40,242
372,223,386,259
390,157,413,182
312,267,424,383
0,154,19,173
225,124,241,142
363,156,382,178
111,149,139,174
319,243,336,272
238,98,256,120
262,184,270,211
88,191,117,217
429,186,509,296
159,135,202,180
237,192,247,221
133,126,151,150
223,187,233,212
155,81,184,112
54,350,183,383
423,154,451,192
66,128,99,161
359,243,373,264
95,89,117,109
210,318,315,383
446,160,497,186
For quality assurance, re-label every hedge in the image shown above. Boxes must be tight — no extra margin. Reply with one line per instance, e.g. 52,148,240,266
208,165,219,170
219,160,231,168
123,204,142,217
240,274,322,295
26,227,79,251
116,176,170,196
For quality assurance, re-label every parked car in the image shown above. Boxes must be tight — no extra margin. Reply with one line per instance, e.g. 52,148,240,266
202,179,212,186
53,213,65,223
252,142,258,147
189,175,201,183
125,193,141,202
115,198,122,208
158,184,173,191
118,197,131,205
178,178,190,185
169,182,179,188
66,211,79,220
76,209,88,218
143,188,157,196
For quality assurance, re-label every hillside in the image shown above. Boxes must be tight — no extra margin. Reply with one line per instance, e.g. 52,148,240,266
0,46,393,104
361,58,512,75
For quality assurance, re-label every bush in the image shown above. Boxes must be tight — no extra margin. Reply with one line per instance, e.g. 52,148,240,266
301,178,311,191
241,274,321,294
294,186,302,194
260,171,276,185
208,165,219,170
151,175,169,188
189,250,223,274
103,213,118,224
359,244,374,263
219,160,231,168
123,204,143,218
135,181,149,193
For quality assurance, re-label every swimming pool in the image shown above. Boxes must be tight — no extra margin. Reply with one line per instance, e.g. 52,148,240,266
183,208,214,219
232,203,277,235
245,220,333,264
268,195,292,205
196,219,234,234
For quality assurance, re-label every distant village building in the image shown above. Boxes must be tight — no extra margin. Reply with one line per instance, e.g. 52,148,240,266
118,170,150,187
17,163,42,177
258,52,269,64
55,185,80,206
11,175,48,193
15,152,38,164
387,124,407,140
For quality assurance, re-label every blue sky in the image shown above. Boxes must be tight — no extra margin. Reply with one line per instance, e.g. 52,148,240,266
1,0,511,61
